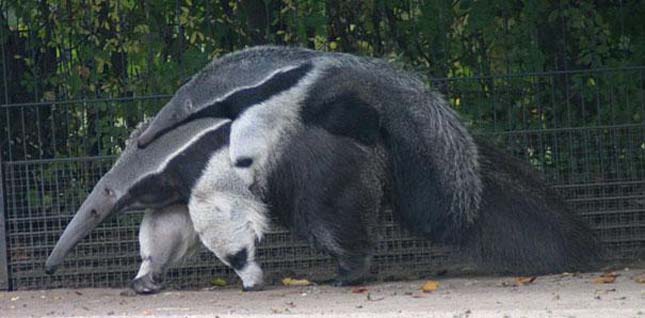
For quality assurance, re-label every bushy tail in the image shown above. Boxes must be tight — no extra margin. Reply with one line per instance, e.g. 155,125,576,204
381,91,482,243
461,139,599,274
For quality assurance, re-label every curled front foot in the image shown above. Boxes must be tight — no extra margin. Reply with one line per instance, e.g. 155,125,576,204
331,276,376,287
130,275,162,295
332,279,355,287
242,283,265,292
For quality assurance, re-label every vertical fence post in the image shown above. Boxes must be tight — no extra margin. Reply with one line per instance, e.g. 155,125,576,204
0,152,8,290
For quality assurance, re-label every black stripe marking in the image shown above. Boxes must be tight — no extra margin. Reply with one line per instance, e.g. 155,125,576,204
189,62,314,120
301,91,380,146
226,248,248,270
137,62,313,149
129,122,232,203
165,121,231,197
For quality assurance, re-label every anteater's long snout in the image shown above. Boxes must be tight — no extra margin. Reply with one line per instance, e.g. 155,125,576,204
45,186,118,274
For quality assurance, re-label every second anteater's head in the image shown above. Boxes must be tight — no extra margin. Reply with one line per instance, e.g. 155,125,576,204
45,118,230,274
136,48,315,148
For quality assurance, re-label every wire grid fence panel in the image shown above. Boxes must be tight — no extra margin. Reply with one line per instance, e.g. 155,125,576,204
0,67,644,290
1,157,452,290
432,66,645,260
1,96,171,162
0,98,454,290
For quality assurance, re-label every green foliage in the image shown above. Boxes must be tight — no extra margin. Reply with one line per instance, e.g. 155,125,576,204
0,0,643,161
4,1,642,101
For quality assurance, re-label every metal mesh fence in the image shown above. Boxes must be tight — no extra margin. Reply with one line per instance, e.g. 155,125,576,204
1,66,644,290
2,157,452,290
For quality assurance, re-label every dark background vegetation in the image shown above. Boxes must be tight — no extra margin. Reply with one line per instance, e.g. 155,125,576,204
2,0,644,158
0,1,643,290
4,0,644,97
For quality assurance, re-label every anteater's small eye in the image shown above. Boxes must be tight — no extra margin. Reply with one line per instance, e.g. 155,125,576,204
104,188,113,196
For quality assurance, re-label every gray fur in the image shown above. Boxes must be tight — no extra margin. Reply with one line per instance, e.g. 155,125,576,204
136,46,482,238
110,119,221,194
133,46,595,277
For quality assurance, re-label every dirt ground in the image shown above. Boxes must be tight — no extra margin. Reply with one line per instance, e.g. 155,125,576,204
1,269,644,318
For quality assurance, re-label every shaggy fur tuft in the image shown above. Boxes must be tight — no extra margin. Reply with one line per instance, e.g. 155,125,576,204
302,57,482,242
461,140,598,274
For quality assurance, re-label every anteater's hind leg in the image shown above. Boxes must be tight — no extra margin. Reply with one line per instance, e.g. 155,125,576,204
305,215,373,287
333,255,373,287
306,174,382,287
264,127,386,287
132,205,199,295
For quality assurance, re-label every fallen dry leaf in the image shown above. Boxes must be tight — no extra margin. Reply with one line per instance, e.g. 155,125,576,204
593,272,619,284
281,277,312,287
142,309,153,316
515,276,537,286
351,287,368,294
633,274,645,284
278,307,292,313
271,308,283,314
421,280,440,293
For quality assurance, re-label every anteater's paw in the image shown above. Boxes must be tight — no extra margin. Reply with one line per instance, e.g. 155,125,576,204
130,275,162,295
242,284,265,292
331,279,355,287
331,275,376,287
